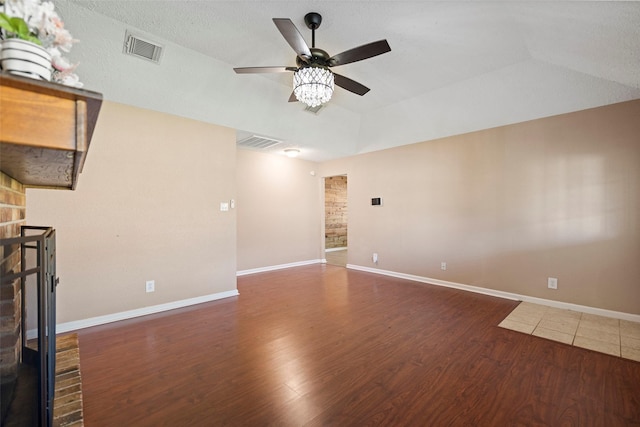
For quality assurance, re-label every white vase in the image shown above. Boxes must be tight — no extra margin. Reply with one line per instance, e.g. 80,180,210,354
0,39,52,81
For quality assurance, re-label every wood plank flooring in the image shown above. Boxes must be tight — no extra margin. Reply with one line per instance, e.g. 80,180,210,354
77,265,640,426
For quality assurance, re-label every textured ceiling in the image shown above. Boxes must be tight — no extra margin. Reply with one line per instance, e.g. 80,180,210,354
61,1,640,161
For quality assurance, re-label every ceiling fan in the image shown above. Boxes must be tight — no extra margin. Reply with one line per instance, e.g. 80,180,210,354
233,12,391,107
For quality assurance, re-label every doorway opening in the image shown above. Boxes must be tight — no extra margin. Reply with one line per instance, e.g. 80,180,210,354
324,175,347,266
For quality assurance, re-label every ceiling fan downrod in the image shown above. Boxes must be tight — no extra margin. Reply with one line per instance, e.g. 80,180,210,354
304,12,322,48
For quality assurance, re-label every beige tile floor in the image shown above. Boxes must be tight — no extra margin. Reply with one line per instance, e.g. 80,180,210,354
499,302,640,362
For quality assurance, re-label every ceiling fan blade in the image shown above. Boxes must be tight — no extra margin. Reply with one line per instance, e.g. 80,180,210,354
234,66,297,74
333,73,370,96
273,18,312,62
288,92,298,102
328,40,391,67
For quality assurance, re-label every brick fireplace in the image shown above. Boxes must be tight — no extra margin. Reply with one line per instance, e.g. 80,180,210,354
1,73,102,427
0,172,26,419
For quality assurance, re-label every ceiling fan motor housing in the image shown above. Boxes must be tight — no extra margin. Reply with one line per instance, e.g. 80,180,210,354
296,48,331,67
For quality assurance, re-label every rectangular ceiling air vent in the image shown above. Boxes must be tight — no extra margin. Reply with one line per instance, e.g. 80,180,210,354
304,104,324,115
237,135,283,150
123,31,163,64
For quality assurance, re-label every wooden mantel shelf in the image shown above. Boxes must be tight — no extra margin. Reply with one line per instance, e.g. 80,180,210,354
0,72,103,189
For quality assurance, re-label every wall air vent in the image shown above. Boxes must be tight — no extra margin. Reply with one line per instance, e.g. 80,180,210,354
123,31,163,64
237,135,283,150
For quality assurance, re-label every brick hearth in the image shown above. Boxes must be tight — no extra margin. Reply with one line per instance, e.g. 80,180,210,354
54,334,84,427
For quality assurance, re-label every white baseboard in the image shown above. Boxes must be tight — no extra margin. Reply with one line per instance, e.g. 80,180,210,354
347,264,640,323
50,289,239,336
40,263,637,338
237,259,322,276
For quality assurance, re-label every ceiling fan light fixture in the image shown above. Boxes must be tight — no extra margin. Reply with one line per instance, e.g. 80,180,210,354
293,66,334,108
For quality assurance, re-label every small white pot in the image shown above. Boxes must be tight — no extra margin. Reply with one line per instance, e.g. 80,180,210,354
0,39,52,81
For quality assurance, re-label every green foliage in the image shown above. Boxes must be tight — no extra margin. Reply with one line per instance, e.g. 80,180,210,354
0,13,42,45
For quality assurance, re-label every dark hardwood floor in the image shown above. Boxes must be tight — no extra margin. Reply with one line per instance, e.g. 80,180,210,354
78,265,640,426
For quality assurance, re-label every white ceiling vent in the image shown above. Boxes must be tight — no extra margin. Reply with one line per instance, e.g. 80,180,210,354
304,104,324,115
123,31,163,64
237,135,283,150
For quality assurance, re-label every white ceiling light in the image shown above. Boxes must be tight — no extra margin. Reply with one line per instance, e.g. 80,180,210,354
293,66,334,108
284,148,300,158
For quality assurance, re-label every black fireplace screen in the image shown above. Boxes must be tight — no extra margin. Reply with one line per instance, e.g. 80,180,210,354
0,226,57,427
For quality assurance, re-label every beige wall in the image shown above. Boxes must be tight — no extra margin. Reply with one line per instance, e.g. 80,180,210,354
21,98,640,323
236,149,322,271
26,102,237,323
320,100,640,315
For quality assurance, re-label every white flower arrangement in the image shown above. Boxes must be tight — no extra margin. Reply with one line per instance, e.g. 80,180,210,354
0,0,82,87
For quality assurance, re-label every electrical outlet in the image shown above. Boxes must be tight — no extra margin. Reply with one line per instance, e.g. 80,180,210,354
146,280,155,293
441,262,447,271
372,253,378,264
548,277,558,290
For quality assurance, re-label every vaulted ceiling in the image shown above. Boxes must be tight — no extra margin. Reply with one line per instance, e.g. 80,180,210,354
63,1,640,161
